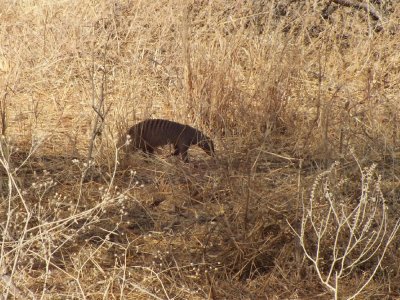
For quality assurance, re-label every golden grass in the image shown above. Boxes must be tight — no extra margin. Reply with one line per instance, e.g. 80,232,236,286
1,0,400,298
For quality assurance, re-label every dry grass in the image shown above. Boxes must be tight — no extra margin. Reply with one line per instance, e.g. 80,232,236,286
1,0,400,299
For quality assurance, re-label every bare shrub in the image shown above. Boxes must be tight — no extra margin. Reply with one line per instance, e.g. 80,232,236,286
0,137,143,298
293,158,400,299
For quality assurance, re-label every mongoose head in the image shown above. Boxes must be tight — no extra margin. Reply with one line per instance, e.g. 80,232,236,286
198,136,215,157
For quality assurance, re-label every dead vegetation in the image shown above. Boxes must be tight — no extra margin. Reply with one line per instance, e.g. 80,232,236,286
0,0,400,299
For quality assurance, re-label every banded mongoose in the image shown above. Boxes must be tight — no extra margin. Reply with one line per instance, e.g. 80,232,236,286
120,119,215,162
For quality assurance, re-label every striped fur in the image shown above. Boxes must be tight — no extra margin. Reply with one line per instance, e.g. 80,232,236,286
120,119,215,162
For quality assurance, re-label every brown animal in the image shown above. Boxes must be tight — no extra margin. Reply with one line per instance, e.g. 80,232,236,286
119,119,215,162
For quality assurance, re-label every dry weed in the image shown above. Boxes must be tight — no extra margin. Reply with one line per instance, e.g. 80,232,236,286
0,0,399,299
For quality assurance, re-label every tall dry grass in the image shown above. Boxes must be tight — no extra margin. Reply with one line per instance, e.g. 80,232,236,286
0,0,399,298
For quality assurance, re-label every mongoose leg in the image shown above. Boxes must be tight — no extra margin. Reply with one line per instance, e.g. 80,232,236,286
178,144,190,163
142,142,155,153
172,146,180,156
